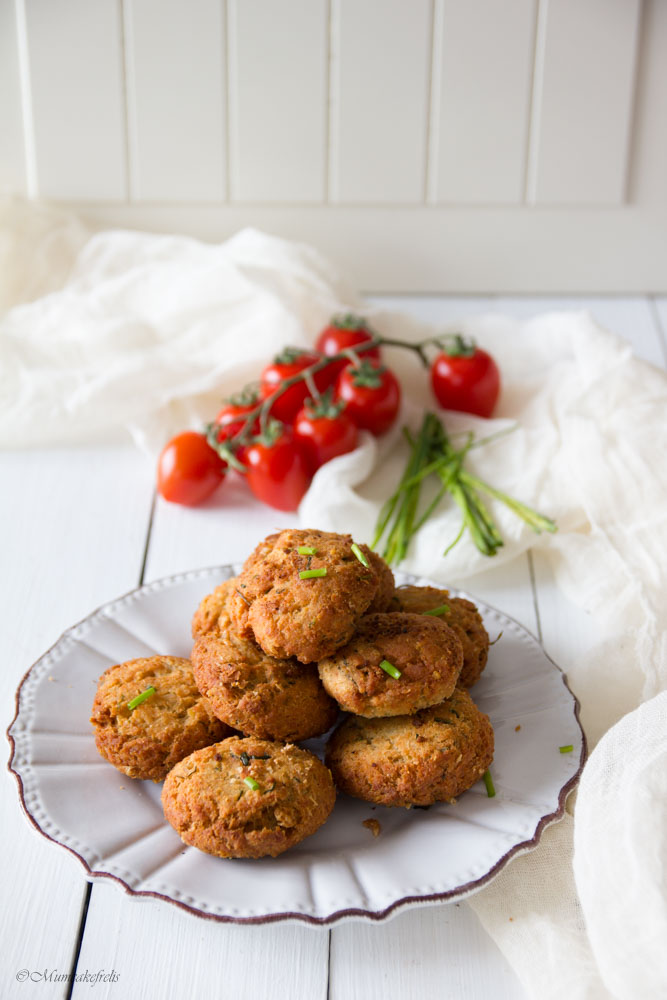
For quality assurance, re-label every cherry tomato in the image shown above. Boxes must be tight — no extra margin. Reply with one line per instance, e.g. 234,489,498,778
315,314,380,381
293,394,359,473
260,349,332,423
244,429,311,511
157,431,226,506
335,360,401,436
214,389,261,463
430,337,500,418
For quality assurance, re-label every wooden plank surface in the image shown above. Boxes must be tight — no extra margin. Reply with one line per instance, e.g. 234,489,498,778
24,0,126,200
228,0,328,202
124,0,226,202
1,447,154,995
330,0,432,203
429,0,535,204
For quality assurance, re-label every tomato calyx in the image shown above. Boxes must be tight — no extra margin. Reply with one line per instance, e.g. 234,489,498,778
223,383,262,407
271,346,315,366
330,312,375,334
249,417,287,449
205,422,248,473
346,358,387,389
303,387,345,420
441,334,476,358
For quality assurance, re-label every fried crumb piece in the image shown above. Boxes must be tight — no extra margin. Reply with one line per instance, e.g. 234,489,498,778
362,818,381,838
48,676,56,682
515,725,521,732
509,917,514,922
119,786,125,790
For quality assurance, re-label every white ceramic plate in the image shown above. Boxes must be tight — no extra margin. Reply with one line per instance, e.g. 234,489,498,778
8,566,585,926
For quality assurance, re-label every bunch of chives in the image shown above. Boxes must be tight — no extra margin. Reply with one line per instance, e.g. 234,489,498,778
374,412,556,566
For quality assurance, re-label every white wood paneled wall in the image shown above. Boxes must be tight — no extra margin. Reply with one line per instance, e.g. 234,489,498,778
2,0,666,291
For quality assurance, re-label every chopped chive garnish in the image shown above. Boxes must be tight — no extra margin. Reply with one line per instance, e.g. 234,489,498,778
422,604,449,616
559,745,574,754
297,546,317,555
379,659,401,679
299,568,327,579
127,686,155,711
351,543,369,567
244,777,260,791
483,770,496,798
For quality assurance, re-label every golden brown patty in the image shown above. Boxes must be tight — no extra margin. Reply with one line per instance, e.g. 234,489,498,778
326,687,494,807
91,656,230,781
191,628,338,742
317,612,463,717
161,736,336,858
228,529,381,663
191,577,239,638
365,551,396,613
393,585,489,687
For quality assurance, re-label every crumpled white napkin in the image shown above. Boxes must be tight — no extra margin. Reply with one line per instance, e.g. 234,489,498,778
2,199,667,999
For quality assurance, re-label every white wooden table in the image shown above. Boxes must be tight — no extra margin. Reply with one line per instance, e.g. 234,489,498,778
3,296,666,1000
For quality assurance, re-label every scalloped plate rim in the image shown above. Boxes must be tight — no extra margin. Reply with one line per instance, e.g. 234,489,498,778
7,564,587,927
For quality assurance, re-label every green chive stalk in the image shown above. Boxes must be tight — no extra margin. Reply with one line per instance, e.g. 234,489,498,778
374,411,556,566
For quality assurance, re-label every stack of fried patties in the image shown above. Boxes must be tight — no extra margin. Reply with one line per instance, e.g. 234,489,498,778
191,528,494,811
90,528,494,860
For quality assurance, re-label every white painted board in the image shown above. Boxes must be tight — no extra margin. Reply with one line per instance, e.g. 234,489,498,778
429,0,535,205
125,0,226,202
228,0,328,203
330,0,432,203
24,0,126,201
528,0,641,205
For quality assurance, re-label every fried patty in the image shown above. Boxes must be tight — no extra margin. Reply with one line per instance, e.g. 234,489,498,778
228,529,382,663
365,551,396,613
191,629,338,742
317,612,463,717
91,656,229,781
325,687,494,807
161,736,336,858
191,577,238,638
393,585,489,687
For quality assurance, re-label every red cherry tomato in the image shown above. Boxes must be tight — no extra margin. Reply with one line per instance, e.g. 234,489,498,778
244,429,311,511
293,397,359,473
335,360,401,436
214,390,261,464
260,349,332,423
315,314,380,381
157,431,226,506
430,338,500,418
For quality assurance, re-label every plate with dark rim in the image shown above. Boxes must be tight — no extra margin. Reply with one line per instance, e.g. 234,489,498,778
7,565,585,926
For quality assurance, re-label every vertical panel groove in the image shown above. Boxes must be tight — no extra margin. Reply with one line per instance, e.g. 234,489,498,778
327,0,340,203
524,0,548,205
323,0,331,204
222,0,230,202
622,0,645,205
226,0,237,201
521,0,540,205
423,0,437,204
119,0,132,203
14,0,37,197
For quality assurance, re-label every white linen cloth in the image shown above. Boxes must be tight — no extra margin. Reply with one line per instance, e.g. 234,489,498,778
2,199,666,999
